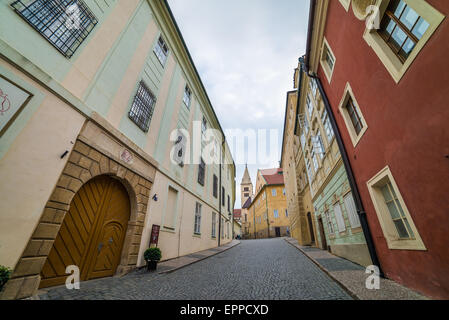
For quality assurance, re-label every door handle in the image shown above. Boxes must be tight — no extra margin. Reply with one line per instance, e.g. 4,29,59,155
98,242,104,253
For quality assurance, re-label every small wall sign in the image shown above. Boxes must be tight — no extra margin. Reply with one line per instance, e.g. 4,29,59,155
150,224,161,247
120,148,133,164
0,75,32,137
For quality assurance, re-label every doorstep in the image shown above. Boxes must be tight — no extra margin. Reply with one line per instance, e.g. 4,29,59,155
284,237,427,300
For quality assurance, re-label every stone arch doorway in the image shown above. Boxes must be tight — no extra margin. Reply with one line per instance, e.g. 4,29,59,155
39,175,131,288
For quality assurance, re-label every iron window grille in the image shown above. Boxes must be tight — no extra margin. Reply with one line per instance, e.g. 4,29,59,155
11,0,98,58
129,81,157,132
154,35,169,66
198,158,205,186
379,0,430,63
213,175,218,198
183,85,192,109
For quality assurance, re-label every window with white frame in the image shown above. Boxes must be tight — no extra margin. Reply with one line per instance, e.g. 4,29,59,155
338,83,368,147
183,85,192,109
321,110,334,142
344,192,361,229
283,188,286,195
333,202,346,232
201,116,207,136
310,78,318,97
363,0,444,83
325,211,335,234
314,134,325,159
194,202,202,234
274,210,279,219
154,35,169,66
367,166,426,250
307,96,314,117
320,38,336,83
312,149,319,172
212,212,217,237
272,189,277,197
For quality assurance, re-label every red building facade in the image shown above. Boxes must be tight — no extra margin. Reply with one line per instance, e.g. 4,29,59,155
309,0,449,299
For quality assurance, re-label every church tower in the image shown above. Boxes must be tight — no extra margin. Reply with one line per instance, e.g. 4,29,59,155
241,164,253,207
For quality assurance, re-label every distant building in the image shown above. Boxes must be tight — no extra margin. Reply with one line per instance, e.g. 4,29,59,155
247,168,290,239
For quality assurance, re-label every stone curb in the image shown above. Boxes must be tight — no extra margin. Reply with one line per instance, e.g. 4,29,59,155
158,240,241,275
283,238,360,300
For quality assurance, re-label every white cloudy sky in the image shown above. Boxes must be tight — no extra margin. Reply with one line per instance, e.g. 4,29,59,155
168,0,310,207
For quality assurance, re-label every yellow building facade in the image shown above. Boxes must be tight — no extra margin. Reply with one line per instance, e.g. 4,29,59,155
281,64,318,247
247,169,289,239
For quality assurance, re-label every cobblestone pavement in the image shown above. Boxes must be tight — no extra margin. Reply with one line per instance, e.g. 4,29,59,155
37,238,352,300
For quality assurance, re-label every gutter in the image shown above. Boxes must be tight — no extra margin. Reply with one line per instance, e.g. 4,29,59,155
301,0,384,277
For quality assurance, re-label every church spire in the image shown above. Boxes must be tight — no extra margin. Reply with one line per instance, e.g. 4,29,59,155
241,164,252,185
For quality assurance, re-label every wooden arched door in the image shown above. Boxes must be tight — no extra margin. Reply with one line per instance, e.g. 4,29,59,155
40,175,130,288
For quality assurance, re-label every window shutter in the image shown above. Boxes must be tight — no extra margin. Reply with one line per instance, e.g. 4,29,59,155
344,193,361,228
333,203,346,232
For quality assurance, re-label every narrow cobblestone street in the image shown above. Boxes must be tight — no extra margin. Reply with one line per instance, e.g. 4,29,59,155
38,238,352,300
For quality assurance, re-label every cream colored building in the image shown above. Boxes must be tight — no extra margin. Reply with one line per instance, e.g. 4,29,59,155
0,0,234,299
281,65,317,246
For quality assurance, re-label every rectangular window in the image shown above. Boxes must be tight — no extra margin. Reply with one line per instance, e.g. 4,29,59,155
306,157,313,179
310,78,318,97
244,193,249,197
221,218,224,239
333,202,346,232
227,195,230,213
285,209,288,217
313,134,325,159
194,202,202,234
325,211,335,234
198,158,205,186
283,188,286,195
272,189,277,197
244,187,249,191
379,0,430,63
213,175,218,198
345,97,364,135
367,166,426,250
274,210,279,218
222,187,225,206
164,187,178,229
129,81,156,132
11,0,98,58
201,116,207,136
183,85,192,109
307,96,314,117
344,193,361,229
245,214,247,222
321,111,335,142
212,212,216,237
154,35,169,66
312,150,319,172
320,38,336,83
381,182,414,239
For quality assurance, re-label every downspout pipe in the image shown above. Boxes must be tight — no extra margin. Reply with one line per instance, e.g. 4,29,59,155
302,0,383,276
218,137,225,246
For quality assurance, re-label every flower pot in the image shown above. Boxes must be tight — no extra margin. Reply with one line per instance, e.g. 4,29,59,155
146,260,158,271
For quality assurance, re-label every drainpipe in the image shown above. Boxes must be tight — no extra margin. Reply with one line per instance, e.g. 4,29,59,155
302,0,383,277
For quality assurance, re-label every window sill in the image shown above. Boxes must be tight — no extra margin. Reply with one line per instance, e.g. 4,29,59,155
193,233,202,238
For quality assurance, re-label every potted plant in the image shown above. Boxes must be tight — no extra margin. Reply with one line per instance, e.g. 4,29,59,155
0,265,12,293
144,247,162,271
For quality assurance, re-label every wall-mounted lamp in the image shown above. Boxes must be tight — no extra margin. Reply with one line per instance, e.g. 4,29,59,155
152,194,158,202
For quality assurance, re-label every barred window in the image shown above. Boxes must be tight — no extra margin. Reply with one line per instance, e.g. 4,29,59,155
154,35,169,66
198,158,205,186
129,81,156,132
11,0,97,58
213,174,218,198
194,202,202,235
183,85,192,109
